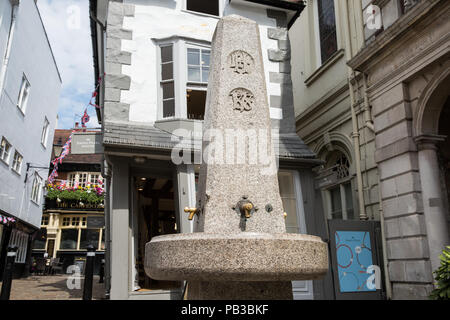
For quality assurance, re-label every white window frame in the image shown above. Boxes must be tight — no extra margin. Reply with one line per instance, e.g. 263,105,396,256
156,38,211,121
67,172,103,188
0,137,12,165
9,230,29,263
158,42,176,119
17,74,31,114
186,43,211,86
183,0,222,18
11,150,23,174
41,117,50,147
323,178,354,220
31,172,43,205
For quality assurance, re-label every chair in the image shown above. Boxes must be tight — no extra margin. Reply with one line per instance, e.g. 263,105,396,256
50,258,64,275
34,258,47,275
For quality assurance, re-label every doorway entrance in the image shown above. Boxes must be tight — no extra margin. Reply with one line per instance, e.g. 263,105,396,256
133,175,181,291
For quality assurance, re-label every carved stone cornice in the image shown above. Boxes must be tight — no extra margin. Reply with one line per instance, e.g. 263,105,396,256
414,134,447,151
348,0,442,72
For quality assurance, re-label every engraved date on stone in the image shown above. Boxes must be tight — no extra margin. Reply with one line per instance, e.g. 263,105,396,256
228,50,254,75
229,88,255,113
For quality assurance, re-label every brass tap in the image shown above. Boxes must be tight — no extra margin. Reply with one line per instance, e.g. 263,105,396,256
284,212,288,219
184,207,198,221
242,203,253,219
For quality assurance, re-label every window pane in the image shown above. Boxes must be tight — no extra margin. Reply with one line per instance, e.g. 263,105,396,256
318,0,337,63
283,198,299,234
161,62,173,81
344,183,354,220
330,186,342,219
161,46,172,63
33,228,46,250
162,82,175,99
278,173,295,196
186,90,206,120
188,48,200,66
202,67,210,83
163,99,175,118
278,172,300,234
201,50,210,66
188,66,201,82
187,0,219,16
60,229,78,249
100,229,105,250
80,229,100,250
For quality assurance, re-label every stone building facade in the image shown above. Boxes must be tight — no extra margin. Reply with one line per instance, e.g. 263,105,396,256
292,0,449,299
0,0,61,278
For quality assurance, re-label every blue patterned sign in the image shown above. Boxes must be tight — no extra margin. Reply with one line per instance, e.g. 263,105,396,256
335,231,375,292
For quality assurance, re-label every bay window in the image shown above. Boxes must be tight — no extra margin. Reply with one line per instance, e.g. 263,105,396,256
157,39,211,120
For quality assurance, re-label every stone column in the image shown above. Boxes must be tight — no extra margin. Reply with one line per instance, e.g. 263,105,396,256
415,134,450,273
110,158,130,300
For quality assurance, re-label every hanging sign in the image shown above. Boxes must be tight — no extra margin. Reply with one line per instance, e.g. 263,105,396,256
71,132,103,155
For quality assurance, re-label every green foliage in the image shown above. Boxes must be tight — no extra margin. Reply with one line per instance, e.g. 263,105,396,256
429,246,450,300
46,188,104,205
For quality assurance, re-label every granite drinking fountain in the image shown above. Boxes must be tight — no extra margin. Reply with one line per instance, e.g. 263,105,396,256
145,15,328,300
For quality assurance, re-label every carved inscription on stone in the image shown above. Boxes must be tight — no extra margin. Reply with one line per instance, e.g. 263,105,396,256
228,50,254,75
229,88,255,113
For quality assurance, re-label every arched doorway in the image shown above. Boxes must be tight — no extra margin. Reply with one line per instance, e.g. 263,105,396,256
438,96,450,222
414,66,450,272
317,147,356,221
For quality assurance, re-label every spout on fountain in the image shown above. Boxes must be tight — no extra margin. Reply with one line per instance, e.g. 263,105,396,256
184,207,199,221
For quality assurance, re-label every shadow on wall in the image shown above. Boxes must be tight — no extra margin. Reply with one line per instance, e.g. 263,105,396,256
131,0,177,9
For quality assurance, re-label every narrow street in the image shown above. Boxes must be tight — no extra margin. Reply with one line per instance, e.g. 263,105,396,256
1,275,106,300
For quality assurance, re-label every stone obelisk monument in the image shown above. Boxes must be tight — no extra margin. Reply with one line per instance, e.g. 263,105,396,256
190,15,291,299
145,15,328,300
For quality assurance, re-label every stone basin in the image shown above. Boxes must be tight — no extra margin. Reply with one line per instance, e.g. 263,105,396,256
145,232,328,282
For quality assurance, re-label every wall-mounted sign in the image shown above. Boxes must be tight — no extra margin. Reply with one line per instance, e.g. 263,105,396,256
87,216,105,229
71,132,103,155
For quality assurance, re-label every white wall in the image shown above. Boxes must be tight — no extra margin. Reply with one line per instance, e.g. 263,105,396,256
0,0,13,69
0,0,61,228
121,0,280,123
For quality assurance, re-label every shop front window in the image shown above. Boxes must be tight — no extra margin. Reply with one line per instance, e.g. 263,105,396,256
60,229,78,249
80,229,100,250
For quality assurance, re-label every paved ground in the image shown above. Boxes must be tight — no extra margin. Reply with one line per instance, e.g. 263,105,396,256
1,275,106,300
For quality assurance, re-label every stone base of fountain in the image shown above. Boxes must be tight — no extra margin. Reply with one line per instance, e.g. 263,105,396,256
145,232,328,299
186,280,294,300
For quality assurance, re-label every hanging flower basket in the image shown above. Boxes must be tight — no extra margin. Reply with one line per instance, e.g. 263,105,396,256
46,183,105,205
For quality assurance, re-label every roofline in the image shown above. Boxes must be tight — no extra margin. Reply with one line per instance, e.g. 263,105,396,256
33,0,62,83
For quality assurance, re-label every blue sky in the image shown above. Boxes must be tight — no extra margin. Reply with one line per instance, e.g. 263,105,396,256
37,0,99,129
